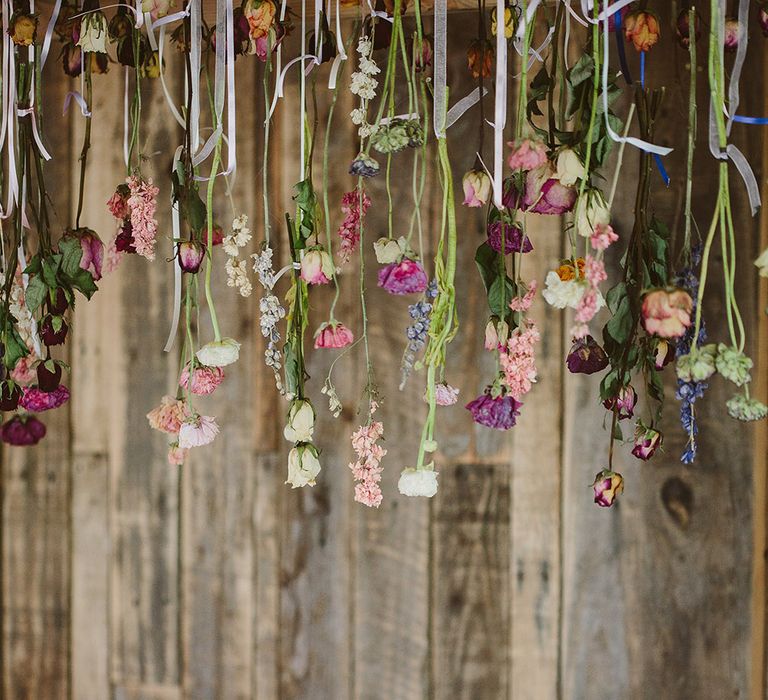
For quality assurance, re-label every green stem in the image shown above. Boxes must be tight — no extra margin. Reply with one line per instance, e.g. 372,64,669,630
75,59,93,229
204,141,223,341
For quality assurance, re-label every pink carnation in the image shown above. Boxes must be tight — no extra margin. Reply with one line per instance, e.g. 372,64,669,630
127,176,160,261
314,322,354,349
377,258,428,295
507,138,548,171
509,280,537,312
178,414,219,449
20,385,70,412
167,444,188,466
179,363,225,395
107,189,129,219
147,395,192,434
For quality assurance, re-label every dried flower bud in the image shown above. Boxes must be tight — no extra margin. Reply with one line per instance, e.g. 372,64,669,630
631,423,662,461
623,10,660,52
177,240,206,274
724,18,741,52
602,385,637,420
9,13,38,46
467,38,493,79
462,169,492,208
592,469,624,507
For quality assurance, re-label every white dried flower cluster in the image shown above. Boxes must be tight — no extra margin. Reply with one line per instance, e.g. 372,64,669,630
252,246,286,393
349,37,380,138
321,377,343,418
0,271,37,351
224,215,253,297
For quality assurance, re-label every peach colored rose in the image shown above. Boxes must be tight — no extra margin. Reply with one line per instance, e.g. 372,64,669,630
641,289,693,339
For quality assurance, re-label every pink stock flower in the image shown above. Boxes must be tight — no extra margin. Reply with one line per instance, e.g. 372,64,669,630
507,138,548,171
378,258,428,295
1,415,46,446
179,363,225,395
434,382,459,406
178,414,219,449
500,322,540,400
147,395,191,434
314,322,355,349
127,175,160,260
584,256,607,287
349,417,386,508
20,385,70,412
509,280,537,312
167,443,188,466
641,289,693,339
590,223,619,251
337,188,371,265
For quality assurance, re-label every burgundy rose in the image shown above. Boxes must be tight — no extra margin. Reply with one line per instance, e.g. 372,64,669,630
36,361,63,393
177,241,206,273
115,220,136,254
603,385,637,420
486,221,533,255
40,315,69,346
20,385,70,412
63,43,82,77
377,258,428,295
566,335,609,375
1,415,47,446
48,288,69,315
631,424,662,461
0,380,23,411
466,389,522,430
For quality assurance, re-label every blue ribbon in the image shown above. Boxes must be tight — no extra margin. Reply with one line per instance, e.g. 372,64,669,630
613,9,670,187
732,115,768,125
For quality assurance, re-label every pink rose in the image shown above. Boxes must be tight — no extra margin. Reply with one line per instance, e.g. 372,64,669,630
592,469,624,507
523,165,577,215
462,169,491,208
641,289,693,339
507,138,548,171
300,248,335,285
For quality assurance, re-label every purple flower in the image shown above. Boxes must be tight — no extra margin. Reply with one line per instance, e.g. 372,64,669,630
20,385,70,412
566,335,609,374
466,389,522,430
1,415,46,446
36,361,63,393
40,315,69,346
592,469,624,507
486,221,533,255
378,258,428,295
0,380,23,411
631,424,662,461
603,385,637,420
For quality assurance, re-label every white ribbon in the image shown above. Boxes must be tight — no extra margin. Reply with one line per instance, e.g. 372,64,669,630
189,0,201,153
432,0,447,137
163,146,184,352
158,26,185,126
123,67,130,167
726,0,749,137
63,91,92,118
327,0,347,89
491,0,507,207
365,0,393,23
40,0,64,68
144,12,158,50
444,86,488,130
17,108,52,160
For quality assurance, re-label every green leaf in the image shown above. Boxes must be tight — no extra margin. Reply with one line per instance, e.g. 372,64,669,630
474,242,498,293
605,294,633,345
59,236,84,277
42,257,61,287
25,275,48,313
186,189,207,233
69,268,98,299
488,275,517,317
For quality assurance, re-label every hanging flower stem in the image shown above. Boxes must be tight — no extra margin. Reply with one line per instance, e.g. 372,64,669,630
75,59,93,229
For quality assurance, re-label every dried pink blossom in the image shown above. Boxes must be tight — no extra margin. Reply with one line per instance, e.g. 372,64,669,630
20,385,70,412
178,415,220,449
507,138,548,171
107,188,129,219
509,280,537,312
11,355,37,384
179,363,225,395
127,175,160,260
499,321,540,401
337,188,371,265
349,415,386,508
590,223,618,251
314,322,355,349
434,382,459,406
147,395,191,434
167,444,188,466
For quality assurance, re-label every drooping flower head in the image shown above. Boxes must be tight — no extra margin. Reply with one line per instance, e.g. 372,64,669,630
20,385,70,412
196,337,241,367
314,322,355,350
147,395,191,434
179,363,225,396
566,335,609,375
283,400,315,443
287,443,321,488
466,387,522,430
378,258,428,295
433,382,459,406
642,289,693,339
486,221,533,255
507,138,548,172
398,466,438,498
592,469,624,507
631,423,662,461
300,248,335,285
624,10,660,52
126,175,160,260
1,415,46,446
602,385,637,420
178,414,219,449
462,169,492,208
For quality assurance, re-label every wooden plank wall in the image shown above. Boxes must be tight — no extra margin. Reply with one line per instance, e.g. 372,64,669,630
0,7,766,700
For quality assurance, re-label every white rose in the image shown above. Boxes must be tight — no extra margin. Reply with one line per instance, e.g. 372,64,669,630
755,247,768,278
542,271,586,310
77,12,108,53
398,467,439,498
283,400,315,443
556,148,585,187
373,237,402,264
287,445,321,488
575,190,611,238
196,337,241,367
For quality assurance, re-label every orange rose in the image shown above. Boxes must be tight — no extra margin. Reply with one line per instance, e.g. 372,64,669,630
623,10,660,52
556,258,585,281
243,0,276,40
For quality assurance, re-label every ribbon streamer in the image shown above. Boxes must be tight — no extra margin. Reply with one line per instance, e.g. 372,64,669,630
40,0,64,68
327,0,347,89
432,0,447,137
63,91,92,118
491,0,506,207
444,86,488,130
